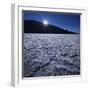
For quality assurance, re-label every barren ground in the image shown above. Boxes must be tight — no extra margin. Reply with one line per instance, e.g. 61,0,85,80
24,34,80,77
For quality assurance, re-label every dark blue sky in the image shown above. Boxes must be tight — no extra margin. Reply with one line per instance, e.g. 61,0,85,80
23,11,80,33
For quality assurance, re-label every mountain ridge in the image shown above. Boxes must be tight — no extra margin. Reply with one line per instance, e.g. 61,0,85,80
24,20,77,34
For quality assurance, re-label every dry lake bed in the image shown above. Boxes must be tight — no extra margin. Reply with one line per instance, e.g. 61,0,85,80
24,34,80,77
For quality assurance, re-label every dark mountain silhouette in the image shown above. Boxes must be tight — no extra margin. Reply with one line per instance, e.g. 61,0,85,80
24,20,77,34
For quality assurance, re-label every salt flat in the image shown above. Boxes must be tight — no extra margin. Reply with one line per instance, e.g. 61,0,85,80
24,34,80,77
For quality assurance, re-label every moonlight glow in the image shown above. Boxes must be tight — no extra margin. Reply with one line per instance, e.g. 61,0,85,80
43,20,48,25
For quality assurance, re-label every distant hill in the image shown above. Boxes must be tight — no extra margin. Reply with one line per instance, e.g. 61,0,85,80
24,20,77,34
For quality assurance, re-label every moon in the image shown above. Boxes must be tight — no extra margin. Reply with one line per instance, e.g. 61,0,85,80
43,20,48,25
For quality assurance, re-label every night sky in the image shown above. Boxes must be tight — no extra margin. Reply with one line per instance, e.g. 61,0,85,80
23,11,80,33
